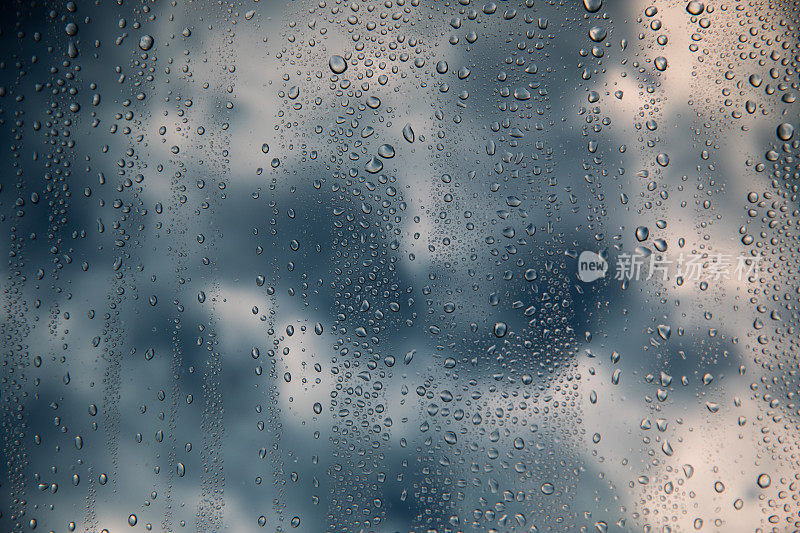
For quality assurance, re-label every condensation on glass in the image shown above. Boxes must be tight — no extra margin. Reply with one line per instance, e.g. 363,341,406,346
0,0,798,531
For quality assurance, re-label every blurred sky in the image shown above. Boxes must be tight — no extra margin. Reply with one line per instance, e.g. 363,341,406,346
1,0,799,532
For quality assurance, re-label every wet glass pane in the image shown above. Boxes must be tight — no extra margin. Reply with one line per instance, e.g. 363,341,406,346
1,0,798,531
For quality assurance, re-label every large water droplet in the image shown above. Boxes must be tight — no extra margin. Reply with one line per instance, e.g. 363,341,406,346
589,26,607,42
402,123,415,143
777,123,794,141
377,144,395,158
329,55,347,74
686,1,704,15
513,88,531,101
139,35,154,51
365,157,383,173
583,0,602,12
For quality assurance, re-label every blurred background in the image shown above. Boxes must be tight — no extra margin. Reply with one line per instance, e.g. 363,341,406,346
1,0,799,531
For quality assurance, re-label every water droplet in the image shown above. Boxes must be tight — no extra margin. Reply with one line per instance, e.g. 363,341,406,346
686,1,704,15
377,144,395,158
402,123,415,143
589,26,607,42
583,0,602,12
329,55,347,74
365,157,383,173
513,88,531,101
139,35,154,51
777,123,794,141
